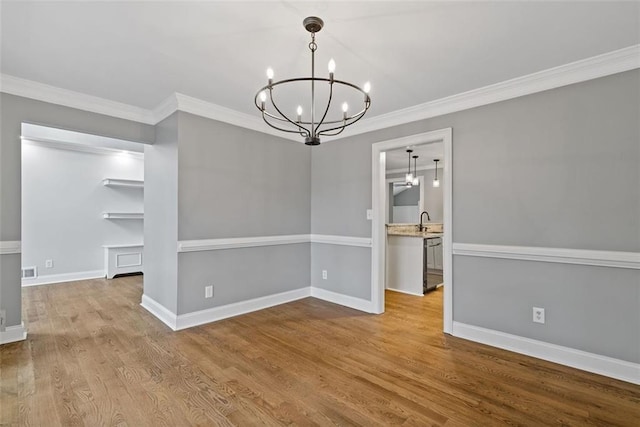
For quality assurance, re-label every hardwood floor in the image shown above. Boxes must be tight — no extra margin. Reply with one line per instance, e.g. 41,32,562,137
1,276,638,426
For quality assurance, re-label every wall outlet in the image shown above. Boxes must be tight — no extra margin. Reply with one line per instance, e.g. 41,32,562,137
205,285,213,298
0,309,5,332
45,259,53,268
322,270,327,280
366,209,373,220
533,307,545,324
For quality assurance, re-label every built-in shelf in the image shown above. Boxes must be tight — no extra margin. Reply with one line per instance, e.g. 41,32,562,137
102,178,144,188
103,213,144,220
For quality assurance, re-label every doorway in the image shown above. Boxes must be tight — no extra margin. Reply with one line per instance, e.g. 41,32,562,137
371,128,453,333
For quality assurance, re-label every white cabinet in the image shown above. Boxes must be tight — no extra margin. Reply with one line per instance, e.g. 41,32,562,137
104,244,143,279
386,235,424,296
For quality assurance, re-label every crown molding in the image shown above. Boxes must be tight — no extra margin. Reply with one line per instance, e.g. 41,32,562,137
331,44,640,140
172,93,299,142
0,74,156,124
2,45,638,139
151,93,179,123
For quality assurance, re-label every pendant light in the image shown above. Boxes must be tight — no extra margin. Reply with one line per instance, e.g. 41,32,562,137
412,155,419,186
433,159,440,188
404,149,414,186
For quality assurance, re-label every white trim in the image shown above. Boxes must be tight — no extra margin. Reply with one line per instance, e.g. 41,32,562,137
310,234,372,248
372,129,453,331
310,287,375,313
21,269,105,286
0,74,155,124
386,164,436,175
102,178,144,188
452,243,640,270
335,44,640,140
103,212,144,220
0,241,21,255
151,93,179,124
3,45,638,140
102,243,144,249
177,234,373,252
0,322,27,345
178,234,309,253
142,287,380,331
173,93,299,142
386,287,424,297
22,138,144,159
175,287,311,330
452,321,640,385
140,294,178,330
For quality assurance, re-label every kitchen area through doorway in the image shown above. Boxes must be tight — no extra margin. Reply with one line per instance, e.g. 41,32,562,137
384,142,445,298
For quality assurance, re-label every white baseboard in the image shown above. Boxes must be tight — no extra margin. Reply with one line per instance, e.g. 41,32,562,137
452,321,640,385
21,269,105,286
176,287,311,330
142,286,376,331
0,322,27,345
140,294,178,330
310,287,375,312
141,288,312,331
386,287,424,297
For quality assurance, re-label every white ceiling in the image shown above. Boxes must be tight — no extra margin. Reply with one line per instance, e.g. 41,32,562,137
1,1,639,123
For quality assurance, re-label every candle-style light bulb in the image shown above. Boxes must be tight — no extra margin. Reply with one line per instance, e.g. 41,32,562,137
363,81,371,93
266,68,274,85
259,91,267,109
328,58,336,73
342,102,348,119
296,105,303,122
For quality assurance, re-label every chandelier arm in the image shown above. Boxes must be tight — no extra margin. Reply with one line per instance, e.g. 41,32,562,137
268,89,311,136
317,103,370,136
316,124,347,137
261,110,310,137
262,111,311,136
313,81,334,135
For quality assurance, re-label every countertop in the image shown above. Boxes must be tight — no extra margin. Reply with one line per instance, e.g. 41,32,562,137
386,223,444,238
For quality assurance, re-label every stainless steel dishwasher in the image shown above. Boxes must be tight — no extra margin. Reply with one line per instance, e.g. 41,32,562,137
423,237,441,293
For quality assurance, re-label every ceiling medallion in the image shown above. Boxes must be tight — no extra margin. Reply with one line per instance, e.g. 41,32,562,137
254,16,371,145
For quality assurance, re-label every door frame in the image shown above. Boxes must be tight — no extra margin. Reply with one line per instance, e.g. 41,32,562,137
371,128,453,333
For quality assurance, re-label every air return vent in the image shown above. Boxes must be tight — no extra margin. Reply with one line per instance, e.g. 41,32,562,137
21,266,37,279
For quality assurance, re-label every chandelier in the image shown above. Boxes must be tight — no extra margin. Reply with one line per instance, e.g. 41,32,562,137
254,16,372,146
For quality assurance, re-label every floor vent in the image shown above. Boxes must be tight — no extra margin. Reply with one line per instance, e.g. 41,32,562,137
21,266,37,279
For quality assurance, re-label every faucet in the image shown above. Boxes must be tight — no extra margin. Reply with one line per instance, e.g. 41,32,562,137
419,211,430,231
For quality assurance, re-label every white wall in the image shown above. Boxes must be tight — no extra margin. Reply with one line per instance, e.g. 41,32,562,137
21,142,144,281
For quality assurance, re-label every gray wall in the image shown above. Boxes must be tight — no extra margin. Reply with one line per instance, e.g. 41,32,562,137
393,185,420,206
310,137,373,299
177,112,311,239
22,143,143,276
310,70,640,363
175,112,311,315
143,113,179,312
0,93,154,327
